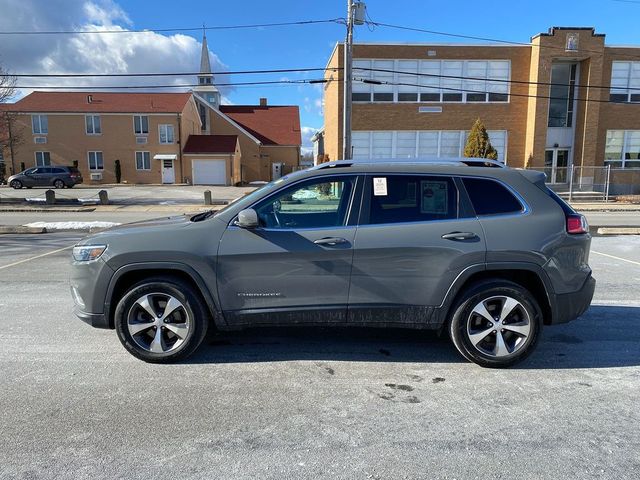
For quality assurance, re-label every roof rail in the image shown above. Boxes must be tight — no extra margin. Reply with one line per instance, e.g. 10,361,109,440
313,157,506,170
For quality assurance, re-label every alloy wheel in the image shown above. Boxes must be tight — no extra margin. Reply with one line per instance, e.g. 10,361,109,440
466,295,531,358
126,293,191,354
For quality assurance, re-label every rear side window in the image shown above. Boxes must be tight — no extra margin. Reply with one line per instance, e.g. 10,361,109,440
52,168,65,174
462,178,523,216
364,175,458,225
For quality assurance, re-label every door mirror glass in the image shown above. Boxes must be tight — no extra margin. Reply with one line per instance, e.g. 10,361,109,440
236,208,259,228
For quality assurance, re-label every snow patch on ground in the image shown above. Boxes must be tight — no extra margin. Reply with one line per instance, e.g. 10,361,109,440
23,221,120,230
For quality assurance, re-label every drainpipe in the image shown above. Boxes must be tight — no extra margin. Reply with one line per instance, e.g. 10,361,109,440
177,113,183,183
7,114,16,175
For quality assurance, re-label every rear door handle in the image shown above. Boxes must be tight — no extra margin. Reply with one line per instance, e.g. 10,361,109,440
314,237,349,246
441,231,478,241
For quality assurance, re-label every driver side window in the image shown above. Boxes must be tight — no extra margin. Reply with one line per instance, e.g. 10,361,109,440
254,176,355,229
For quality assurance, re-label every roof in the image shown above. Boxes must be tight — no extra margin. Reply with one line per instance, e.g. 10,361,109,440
219,105,301,146
7,91,192,113
183,134,238,154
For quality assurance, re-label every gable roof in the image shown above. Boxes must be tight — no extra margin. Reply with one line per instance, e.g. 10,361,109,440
183,134,238,154
219,105,301,146
7,91,192,113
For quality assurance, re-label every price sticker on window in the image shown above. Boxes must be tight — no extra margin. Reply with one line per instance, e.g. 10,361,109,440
373,177,388,196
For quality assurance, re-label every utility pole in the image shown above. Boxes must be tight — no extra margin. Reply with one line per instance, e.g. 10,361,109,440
342,0,354,160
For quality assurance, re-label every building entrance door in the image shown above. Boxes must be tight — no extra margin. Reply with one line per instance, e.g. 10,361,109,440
162,159,175,184
544,149,571,184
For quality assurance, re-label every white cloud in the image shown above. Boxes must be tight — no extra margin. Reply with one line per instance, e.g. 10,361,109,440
301,126,318,154
0,0,230,97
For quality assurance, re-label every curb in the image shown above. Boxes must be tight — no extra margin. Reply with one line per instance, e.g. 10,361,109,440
0,226,48,234
597,227,640,235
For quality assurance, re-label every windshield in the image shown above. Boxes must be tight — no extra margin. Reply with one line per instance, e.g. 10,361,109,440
213,172,303,217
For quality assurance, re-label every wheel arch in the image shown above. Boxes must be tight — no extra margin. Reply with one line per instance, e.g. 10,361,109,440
105,262,224,330
439,263,555,327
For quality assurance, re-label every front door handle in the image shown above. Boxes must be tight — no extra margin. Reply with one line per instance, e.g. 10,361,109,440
314,237,349,246
441,231,478,241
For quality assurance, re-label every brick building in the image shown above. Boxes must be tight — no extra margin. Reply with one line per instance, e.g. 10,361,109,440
321,27,640,193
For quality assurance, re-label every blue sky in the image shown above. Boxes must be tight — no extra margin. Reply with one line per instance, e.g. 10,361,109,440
120,0,640,130
3,0,640,146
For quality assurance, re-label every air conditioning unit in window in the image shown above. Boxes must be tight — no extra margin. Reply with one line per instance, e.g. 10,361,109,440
90,172,103,181
34,136,47,144
136,136,148,144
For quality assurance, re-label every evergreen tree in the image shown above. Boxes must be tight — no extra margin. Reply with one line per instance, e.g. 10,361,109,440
464,118,498,160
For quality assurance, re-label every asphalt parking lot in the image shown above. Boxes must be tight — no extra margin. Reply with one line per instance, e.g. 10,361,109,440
0,233,639,479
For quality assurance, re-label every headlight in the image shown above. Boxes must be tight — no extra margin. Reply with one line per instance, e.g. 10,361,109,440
72,245,107,262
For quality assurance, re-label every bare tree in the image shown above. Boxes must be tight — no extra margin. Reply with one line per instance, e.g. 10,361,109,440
1,64,21,179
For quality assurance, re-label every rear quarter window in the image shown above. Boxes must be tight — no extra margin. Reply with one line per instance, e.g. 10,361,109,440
462,177,523,216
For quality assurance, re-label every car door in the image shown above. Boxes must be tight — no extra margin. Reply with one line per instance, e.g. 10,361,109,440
348,173,486,326
21,168,37,187
32,167,50,186
217,174,362,326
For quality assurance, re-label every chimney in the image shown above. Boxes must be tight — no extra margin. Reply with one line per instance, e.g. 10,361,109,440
87,95,93,104
259,97,267,106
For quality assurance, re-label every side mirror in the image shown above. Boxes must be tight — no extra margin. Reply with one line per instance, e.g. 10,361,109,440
235,208,259,229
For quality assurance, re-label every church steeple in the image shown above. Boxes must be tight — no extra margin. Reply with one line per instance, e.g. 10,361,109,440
199,31,212,77
194,28,220,109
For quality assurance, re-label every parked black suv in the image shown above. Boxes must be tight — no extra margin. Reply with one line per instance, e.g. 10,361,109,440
70,159,595,367
8,166,83,189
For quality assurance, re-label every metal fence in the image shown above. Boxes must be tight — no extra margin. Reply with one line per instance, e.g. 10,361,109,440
525,166,640,202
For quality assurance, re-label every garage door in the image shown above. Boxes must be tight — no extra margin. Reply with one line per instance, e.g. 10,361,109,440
192,159,227,185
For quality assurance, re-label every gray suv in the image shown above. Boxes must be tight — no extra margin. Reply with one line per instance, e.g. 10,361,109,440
9,166,83,189
70,159,595,367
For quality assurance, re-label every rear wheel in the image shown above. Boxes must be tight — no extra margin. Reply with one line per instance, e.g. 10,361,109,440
114,277,209,363
10,180,22,189
53,179,65,189
449,280,541,368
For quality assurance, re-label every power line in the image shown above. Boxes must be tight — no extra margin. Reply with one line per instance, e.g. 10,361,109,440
0,19,344,35
11,67,339,78
10,65,638,92
360,67,640,92
365,21,640,62
13,79,334,89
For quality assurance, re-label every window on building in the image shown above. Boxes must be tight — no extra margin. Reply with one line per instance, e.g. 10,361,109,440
159,124,175,144
85,115,101,135
32,115,48,134
135,151,151,170
133,115,149,135
88,151,104,170
605,130,640,168
254,176,355,229
364,175,458,225
548,63,577,128
35,151,51,166
462,178,523,216
351,130,508,163
610,61,640,103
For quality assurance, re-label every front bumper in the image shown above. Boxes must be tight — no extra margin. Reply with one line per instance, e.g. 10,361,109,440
550,274,596,325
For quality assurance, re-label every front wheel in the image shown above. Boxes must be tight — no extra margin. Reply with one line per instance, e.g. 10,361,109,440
10,180,22,189
449,280,542,368
114,277,209,363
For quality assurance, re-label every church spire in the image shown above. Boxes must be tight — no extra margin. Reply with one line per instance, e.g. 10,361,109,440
200,28,212,76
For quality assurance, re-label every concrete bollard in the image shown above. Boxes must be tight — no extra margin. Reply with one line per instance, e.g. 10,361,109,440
98,190,109,205
204,190,212,205
45,189,55,205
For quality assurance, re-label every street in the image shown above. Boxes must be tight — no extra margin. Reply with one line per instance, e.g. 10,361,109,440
0,232,638,479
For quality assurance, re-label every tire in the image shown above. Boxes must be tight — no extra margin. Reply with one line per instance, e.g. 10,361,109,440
10,180,22,189
448,280,542,368
53,179,65,189
114,277,209,363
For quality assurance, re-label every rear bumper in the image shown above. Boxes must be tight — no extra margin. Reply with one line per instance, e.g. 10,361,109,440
550,274,596,325
74,307,110,329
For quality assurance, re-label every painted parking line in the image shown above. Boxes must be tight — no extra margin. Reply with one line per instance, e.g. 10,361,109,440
0,245,74,271
591,250,640,267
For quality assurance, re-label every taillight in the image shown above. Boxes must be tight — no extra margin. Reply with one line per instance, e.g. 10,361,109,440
567,214,589,234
